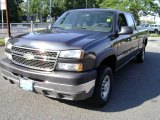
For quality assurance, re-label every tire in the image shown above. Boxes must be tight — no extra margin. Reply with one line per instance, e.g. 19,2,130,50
136,46,145,63
89,66,113,107
155,29,158,34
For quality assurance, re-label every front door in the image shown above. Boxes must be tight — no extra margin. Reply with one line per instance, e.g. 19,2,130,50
116,13,133,68
125,13,139,56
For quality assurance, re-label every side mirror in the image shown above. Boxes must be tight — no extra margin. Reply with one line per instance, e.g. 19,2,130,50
119,26,133,35
47,24,52,29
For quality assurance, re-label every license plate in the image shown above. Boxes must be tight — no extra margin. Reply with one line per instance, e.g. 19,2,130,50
20,78,34,91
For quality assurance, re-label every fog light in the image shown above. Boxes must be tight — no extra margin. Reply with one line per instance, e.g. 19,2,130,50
5,42,13,50
5,52,12,60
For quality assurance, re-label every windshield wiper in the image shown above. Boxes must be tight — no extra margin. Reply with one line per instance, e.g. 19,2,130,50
79,27,87,29
77,27,93,30
52,27,64,30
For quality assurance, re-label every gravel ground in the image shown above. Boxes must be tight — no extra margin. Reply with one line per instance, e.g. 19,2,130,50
0,38,160,120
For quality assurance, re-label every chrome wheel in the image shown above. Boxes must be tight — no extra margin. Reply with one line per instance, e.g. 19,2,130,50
90,66,113,107
101,75,111,100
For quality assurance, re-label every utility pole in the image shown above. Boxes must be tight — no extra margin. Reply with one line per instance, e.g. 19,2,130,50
1,10,4,38
86,0,88,9
1,0,6,38
49,0,52,23
27,0,30,22
5,0,11,38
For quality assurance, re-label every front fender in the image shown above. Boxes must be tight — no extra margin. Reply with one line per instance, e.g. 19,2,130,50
95,48,117,68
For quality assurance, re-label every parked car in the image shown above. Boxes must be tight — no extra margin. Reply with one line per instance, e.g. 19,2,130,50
0,9,148,107
137,24,149,30
148,24,160,34
140,23,150,27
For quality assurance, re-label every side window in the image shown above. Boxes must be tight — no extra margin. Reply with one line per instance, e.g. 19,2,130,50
125,14,136,30
118,14,128,31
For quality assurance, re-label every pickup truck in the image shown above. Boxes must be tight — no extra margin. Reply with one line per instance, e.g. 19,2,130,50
0,9,148,107
148,24,160,34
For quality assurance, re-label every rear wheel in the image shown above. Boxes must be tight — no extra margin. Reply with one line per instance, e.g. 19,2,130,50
89,66,113,107
136,46,145,63
155,29,158,34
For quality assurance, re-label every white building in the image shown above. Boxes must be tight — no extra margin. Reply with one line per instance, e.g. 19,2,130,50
140,0,160,24
140,15,160,24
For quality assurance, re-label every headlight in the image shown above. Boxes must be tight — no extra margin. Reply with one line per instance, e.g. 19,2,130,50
5,42,13,50
59,50,84,59
5,52,12,60
56,63,83,71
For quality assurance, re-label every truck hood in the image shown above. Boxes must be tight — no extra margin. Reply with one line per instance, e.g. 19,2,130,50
10,29,110,51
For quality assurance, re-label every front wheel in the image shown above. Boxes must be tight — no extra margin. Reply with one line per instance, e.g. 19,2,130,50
89,66,113,107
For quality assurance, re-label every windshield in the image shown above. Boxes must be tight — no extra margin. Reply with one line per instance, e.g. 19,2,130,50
53,11,113,32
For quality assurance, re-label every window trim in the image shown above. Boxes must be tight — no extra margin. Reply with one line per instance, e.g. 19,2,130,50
125,13,137,30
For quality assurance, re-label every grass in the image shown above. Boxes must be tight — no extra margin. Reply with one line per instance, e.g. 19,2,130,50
149,33,160,37
0,38,5,46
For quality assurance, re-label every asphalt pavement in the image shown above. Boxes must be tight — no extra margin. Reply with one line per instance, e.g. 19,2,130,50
0,38,160,120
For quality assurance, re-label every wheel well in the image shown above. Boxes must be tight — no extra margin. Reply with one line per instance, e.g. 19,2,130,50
99,55,117,72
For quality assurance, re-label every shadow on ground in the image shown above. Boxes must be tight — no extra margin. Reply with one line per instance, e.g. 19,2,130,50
56,51,160,112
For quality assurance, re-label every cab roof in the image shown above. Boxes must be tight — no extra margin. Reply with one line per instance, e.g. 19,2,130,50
69,8,130,14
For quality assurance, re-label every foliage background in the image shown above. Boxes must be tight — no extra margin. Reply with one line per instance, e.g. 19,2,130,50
0,0,160,23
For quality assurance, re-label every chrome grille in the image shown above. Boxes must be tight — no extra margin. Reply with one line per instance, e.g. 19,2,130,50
12,55,56,71
11,46,59,71
12,46,59,59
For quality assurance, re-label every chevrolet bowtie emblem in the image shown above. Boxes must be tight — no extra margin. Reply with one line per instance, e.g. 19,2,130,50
24,53,34,60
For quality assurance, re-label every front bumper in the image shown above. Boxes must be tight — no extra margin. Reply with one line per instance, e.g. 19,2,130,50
0,58,97,100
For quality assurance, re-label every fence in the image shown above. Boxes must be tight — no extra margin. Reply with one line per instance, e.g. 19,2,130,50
0,22,51,38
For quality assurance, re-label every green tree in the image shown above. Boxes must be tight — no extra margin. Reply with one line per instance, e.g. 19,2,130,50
64,0,99,10
29,0,100,22
30,0,50,22
8,0,23,22
51,0,65,20
50,0,99,20
99,0,160,25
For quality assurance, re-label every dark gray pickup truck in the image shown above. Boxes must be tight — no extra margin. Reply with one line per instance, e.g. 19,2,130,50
0,9,148,107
